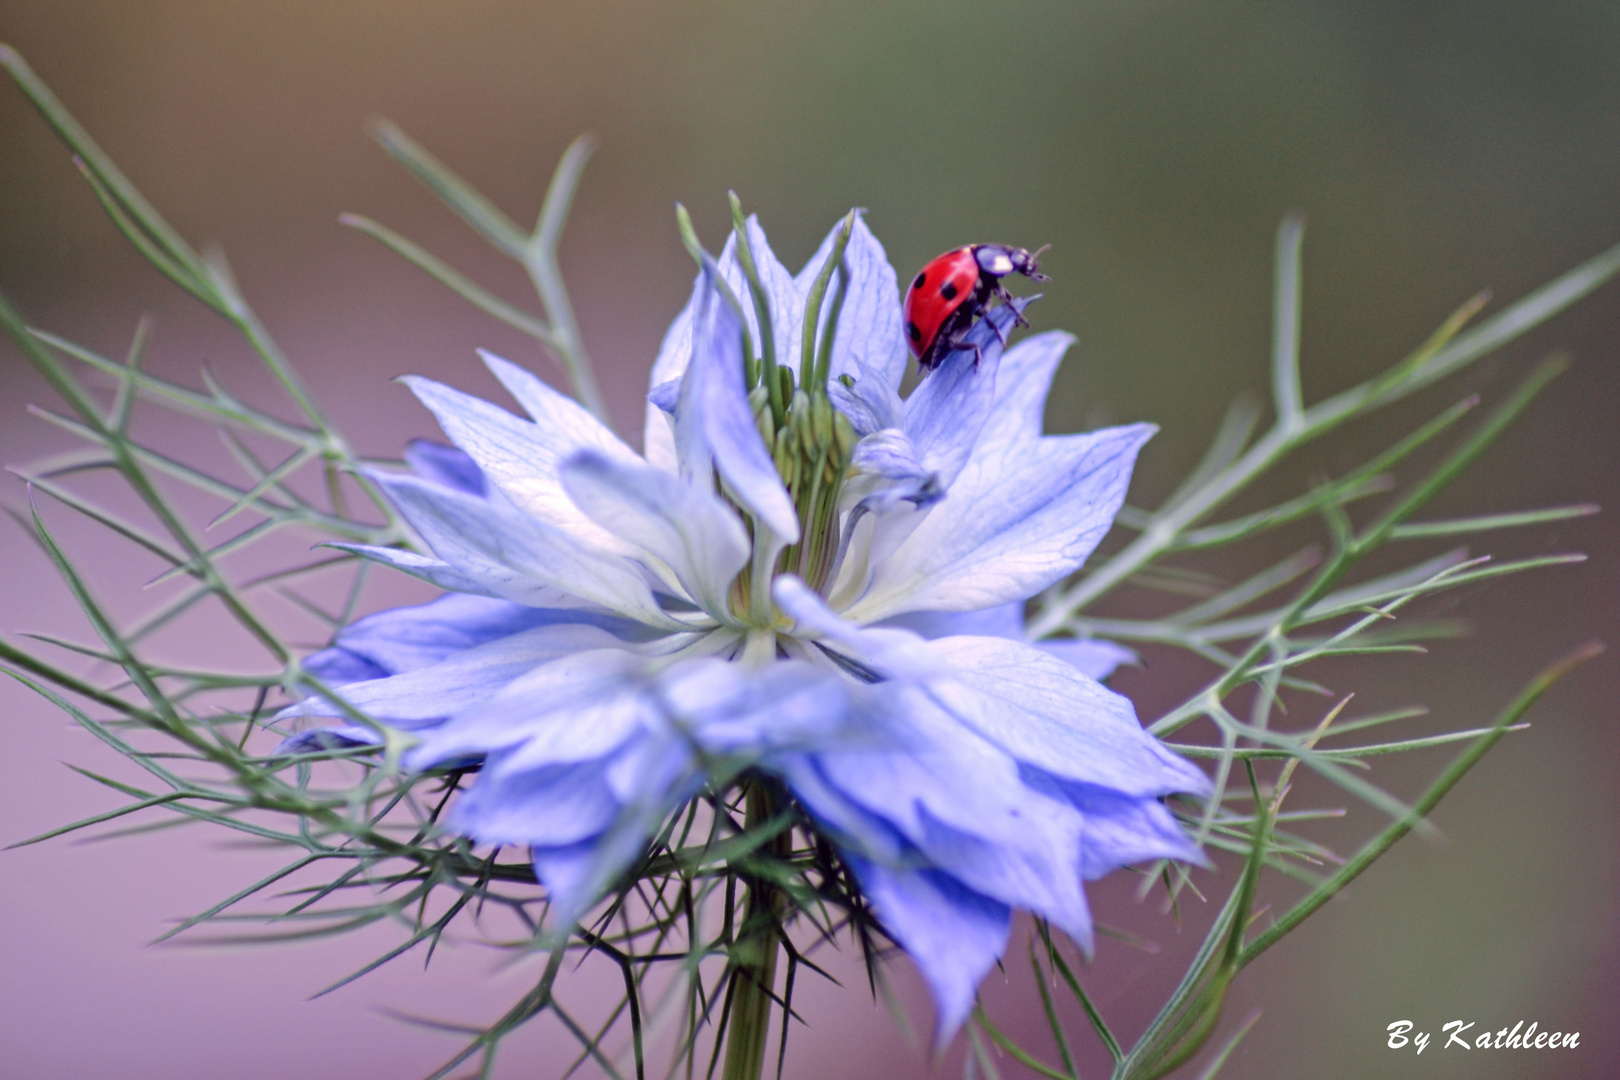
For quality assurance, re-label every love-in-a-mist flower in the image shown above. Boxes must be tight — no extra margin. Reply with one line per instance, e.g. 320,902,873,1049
280,211,1210,1037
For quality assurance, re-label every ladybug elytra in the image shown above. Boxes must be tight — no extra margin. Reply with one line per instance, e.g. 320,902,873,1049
903,243,1049,373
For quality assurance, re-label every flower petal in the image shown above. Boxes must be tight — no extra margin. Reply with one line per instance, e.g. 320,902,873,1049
327,543,583,609
1064,784,1208,880
466,731,701,925
875,602,1023,641
402,366,638,554
645,282,703,472
807,685,1092,939
402,439,487,495
678,276,799,545
845,855,1010,1046
844,428,943,512
795,213,907,391
369,470,686,629
1038,639,1138,681
285,622,634,725
924,636,1209,798
410,646,670,770
273,725,380,755
901,301,1029,488
306,592,638,683
877,606,1137,679
972,330,1074,456
560,449,750,619
449,756,622,848
773,575,944,682
846,422,1154,621
828,358,903,436
660,656,853,752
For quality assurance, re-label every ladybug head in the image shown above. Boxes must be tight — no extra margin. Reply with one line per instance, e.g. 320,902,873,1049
973,243,1052,283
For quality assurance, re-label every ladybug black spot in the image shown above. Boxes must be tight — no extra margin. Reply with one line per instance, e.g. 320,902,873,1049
940,281,958,301
906,321,922,342
912,272,927,290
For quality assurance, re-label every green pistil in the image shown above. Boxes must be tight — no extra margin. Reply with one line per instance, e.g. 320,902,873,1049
728,191,783,425
674,202,755,385
801,210,856,389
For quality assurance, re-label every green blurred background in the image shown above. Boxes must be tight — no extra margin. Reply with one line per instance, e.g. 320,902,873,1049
2,2,1616,1078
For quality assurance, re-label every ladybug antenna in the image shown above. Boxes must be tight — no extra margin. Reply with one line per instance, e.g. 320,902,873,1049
1024,244,1052,282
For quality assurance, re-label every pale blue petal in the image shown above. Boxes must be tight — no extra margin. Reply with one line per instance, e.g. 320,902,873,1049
647,378,681,414
1063,783,1209,880
846,422,1154,621
403,439,487,496
794,214,907,391
808,685,1092,937
491,734,701,924
303,648,387,685
925,636,1210,798
900,301,1028,488
875,603,1022,641
970,331,1074,457
560,449,750,619
1038,639,1138,681
648,233,744,391
844,428,942,512
328,542,577,608
645,307,697,471
284,622,632,725
773,576,944,682
369,470,686,630
768,753,908,863
531,840,607,915
659,657,853,752
307,593,635,683
845,856,1010,1046
447,757,620,848
828,358,903,436
876,607,1136,680
273,725,381,755
480,350,634,456
644,235,740,473
403,370,638,553
678,277,799,544
411,647,658,770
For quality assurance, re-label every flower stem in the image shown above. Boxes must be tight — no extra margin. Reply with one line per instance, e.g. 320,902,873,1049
722,782,786,1080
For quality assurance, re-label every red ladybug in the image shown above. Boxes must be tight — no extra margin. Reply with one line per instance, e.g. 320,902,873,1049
903,243,1049,372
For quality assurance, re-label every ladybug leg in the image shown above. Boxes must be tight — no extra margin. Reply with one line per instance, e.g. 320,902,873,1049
983,308,1011,349
937,319,987,368
991,282,1032,330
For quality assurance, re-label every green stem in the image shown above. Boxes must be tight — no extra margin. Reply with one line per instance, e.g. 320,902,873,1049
722,782,786,1080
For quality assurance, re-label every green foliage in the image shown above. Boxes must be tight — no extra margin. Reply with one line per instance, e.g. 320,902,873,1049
1,41,1611,1080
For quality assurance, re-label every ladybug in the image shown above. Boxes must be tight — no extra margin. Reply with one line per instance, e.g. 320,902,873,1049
903,243,1049,373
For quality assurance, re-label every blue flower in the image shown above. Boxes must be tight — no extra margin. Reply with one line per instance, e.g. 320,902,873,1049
280,213,1209,1039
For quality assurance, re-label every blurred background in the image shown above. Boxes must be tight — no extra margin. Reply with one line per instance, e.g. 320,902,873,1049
2,2,1617,1078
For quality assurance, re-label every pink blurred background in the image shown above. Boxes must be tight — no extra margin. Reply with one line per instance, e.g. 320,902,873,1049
3,3,1618,1078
